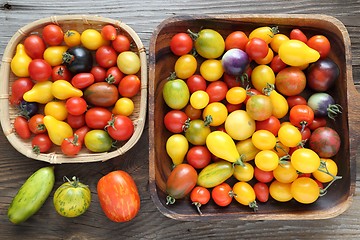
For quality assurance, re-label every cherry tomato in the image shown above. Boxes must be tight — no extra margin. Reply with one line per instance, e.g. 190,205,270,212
253,182,269,203
232,181,257,210
65,97,87,116
226,102,242,113
42,24,64,46
84,130,113,153
269,180,293,202
255,116,281,136
291,177,320,204
186,145,211,169
308,117,327,131
175,54,197,79
163,110,187,133
211,183,233,207
28,114,46,134
52,65,72,82
206,81,228,103
28,59,52,82
190,186,210,215
307,35,331,59
101,25,117,41
106,66,124,85
118,74,141,97
235,138,260,162
290,28,308,43
189,90,209,109
170,33,193,56
184,119,211,145
91,66,107,82
251,64,275,92
9,77,34,105
70,73,95,89
270,55,287,73
233,162,254,182
106,115,134,141
112,98,134,117
66,113,85,129
291,148,320,173
249,26,278,44
270,33,289,53
74,125,91,143
44,101,68,121
273,162,298,183
244,88,261,104
245,37,269,60
85,107,112,129
277,124,302,148
61,134,82,156
24,35,46,59
202,102,228,127
309,127,340,158
301,127,311,141
186,74,207,93
63,30,81,47
81,29,108,51
31,133,52,154
117,51,141,75
275,67,306,96
223,73,241,88
246,94,273,121
184,104,202,120
226,86,247,105
112,34,131,53
14,116,31,139
254,166,274,183
289,105,314,130
286,95,307,108
96,45,118,68
252,130,277,151
255,48,274,65
255,150,279,171
225,31,248,50
313,158,338,183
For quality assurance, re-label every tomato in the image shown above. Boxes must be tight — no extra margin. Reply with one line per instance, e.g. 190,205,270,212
255,48,274,65
85,107,112,129
255,150,279,171
106,66,124,85
255,116,281,136
264,87,289,119
42,24,64,46
32,133,52,154
308,117,327,131
112,34,131,53
291,177,320,204
253,182,269,203
249,26,279,44
14,116,31,140
184,104,202,120
277,124,302,148
301,127,311,141
245,37,269,60
118,74,141,97
186,74,207,93
244,88,261,104
275,67,306,96
233,162,254,182
97,170,140,222
246,94,273,121
84,82,119,107
269,33,289,53
206,131,242,164
278,39,320,67
290,28,308,43
44,101,68,121
84,129,112,152
211,183,233,207
89,66,105,82
44,46,69,66
9,77,34,105
19,100,39,119
225,110,255,141
186,145,212,169
254,166,274,183
166,164,198,204
226,102,242,113
24,35,46,59
232,181,257,210
190,186,210,215
252,130,277,150
11,44,32,77
184,119,211,145
63,46,93,75
286,95,307,108
28,59,52,82
107,115,134,141
273,162,298,183
74,125,91,143
71,73,95,89
117,51,141,75
28,114,46,134
235,138,260,162
289,104,314,130
197,161,234,188
200,59,223,82
163,79,190,110
225,31,248,50
66,114,85,129
191,28,225,59
101,25,117,41
270,55,287,73
291,148,320,173
163,110,187,133
51,80,83,101
206,80,228,103
202,102,228,127
269,180,293,202
189,90,209,109
63,30,81,47
174,54,197,80
306,58,339,92
313,158,338,183
81,29,108,50
52,65,72,82
61,134,82,156
65,97,87,116
307,35,331,59
308,127,340,158
54,176,91,217
170,33,193,56
251,65,275,92
226,86,247,105
96,45,118,68
223,73,241,88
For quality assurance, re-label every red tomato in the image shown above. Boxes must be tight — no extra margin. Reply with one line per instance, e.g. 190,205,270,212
184,104,202,120
52,65,72,81
61,134,82,156
97,170,140,222
270,55,287,73
186,145,212,169
101,25,117,41
186,75,207,93
211,182,233,207
275,67,306,96
164,110,188,133
206,81,228,103
307,35,331,59
42,24,64,46
225,31,248,51
74,125,91,143
286,95,307,108
245,37,269,60
289,28,308,43
301,127,311,141
28,114,46,134
289,105,314,130
112,34,131,53
24,35,46,59
106,66,124,85
71,73,95,89
253,182,269,203
31,133,52,153
96,46,118,68
14,116,31,139
255,116,281,136
226,102,242,113
9,78,34,105
309,127,340,158
118,75,140,97
308,117,327,131
91,66,107,82
106,115,134,141
223,73,241,88
66,113,85,129
254,166,274,183
85,107,112,129
65,97,87,115
190,186,210,215
28,59,52,82
170,33,193,56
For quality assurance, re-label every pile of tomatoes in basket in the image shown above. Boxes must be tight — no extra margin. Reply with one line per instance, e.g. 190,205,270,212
10,23,141,155
163,26,342,213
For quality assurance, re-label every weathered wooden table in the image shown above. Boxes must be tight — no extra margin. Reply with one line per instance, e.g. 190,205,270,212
0,0,359,239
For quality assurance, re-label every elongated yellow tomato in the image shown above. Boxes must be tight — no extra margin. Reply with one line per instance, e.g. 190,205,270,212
44,101,68,121
277,124,302,148
290,148,320,173
251,65,275,92
175,54,197,79
235,138,260,162
273,162,298,183
23,81,54,104
51,80,83,100
255,150,279,171
278,40,320,66
166,134,189,166
269,180,293,202
232,181,258,210
197,161,234,188
225,110,256,141
43,115,73,145
249,26,279,44
206,131,241,163
11,44,32,77
312,158,338,183
43,46,68,66
263,84,289,119
291,177,320,204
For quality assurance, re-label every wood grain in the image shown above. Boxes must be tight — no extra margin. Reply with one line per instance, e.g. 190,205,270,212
0,0,360,239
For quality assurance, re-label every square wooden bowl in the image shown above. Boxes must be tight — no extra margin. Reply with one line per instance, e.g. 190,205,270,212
149,14,357,220
0,15,147,163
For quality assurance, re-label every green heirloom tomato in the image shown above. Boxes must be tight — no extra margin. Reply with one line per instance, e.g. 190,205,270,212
189,29,225,59
84,129,112,152
163,79,190,110
53,176,91,218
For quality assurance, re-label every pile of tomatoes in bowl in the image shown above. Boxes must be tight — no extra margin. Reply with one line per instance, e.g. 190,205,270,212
10,23,141,156
162,26,342,213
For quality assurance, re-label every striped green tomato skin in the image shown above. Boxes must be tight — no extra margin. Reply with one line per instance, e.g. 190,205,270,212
7,166,55,224
53,177,91,218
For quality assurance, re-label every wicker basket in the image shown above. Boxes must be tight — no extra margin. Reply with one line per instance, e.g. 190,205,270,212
0,15,147,163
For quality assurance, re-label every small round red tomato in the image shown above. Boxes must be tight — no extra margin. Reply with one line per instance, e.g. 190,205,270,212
66,113,85,129
118,74,140,97
74,125,91,143
254,166,274,183
226,102,242,113
105,66,124,85
96,46,118,68
101,24,117,41
289,105,314,129
270,55,287,73
255,116,281,136
211,182,233,207
308,117,327,131
186,145,212,169
307,35,331,59
85,107,112,129
106,115,134,141
186,74,207,93
52,65,72,81
9,77,34,105
164,110,188,133
28,114,46,134
14,116,31,139
42,24,64,46
289,28,308,43
206,81,228,103
225,31,248,50
112,34,131,53
275,67,306,96
190,186,211,215
170,33,193,56
32,133,52,154
71,73,95,89
91,66,107,82
245,37,269,60
28,59,52,82
286,95,307,108
61,134,82,156
24,35,46,59
253,182,269,203
65,97,87,116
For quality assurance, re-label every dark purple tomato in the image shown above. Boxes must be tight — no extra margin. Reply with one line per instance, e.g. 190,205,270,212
306,58,340,92
309,127,340,158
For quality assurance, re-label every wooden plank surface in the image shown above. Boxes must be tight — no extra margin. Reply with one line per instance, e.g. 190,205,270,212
0,0,359,239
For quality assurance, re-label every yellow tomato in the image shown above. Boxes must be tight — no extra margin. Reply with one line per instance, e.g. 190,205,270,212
166,134,189,166
43,46,68,66
226,87,247,105
270,33,289,53
273,163,298,183
44,101,68,121
233,181,257,210
225,110,256,141
291,177,320,204
200,59,224,82
277,124,302,148
255,150,279,171
312,158,338,183
251,65,275,92
269,180,293,202
202,102,228,127
252,130,277,150
235,138,260,162
233,162,254,182
264,87,289,119
249,26,279,44
11,44,31,77
255,48,274,65
206,131,241,163
51,80,83,100
117,51,141,75
64,30,81,47
190,90,209,109
81,29,109,50
23,81,54,104
278,39,320,66
112,97,134,116
43,115,73,146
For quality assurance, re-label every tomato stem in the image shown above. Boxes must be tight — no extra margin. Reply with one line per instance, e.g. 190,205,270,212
203,115,212,126
192,202,203,215
167,72,177,80
249,200,258,212
327,104,342,120
166,195,176,205
187,29,199,41
63,176,80,188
